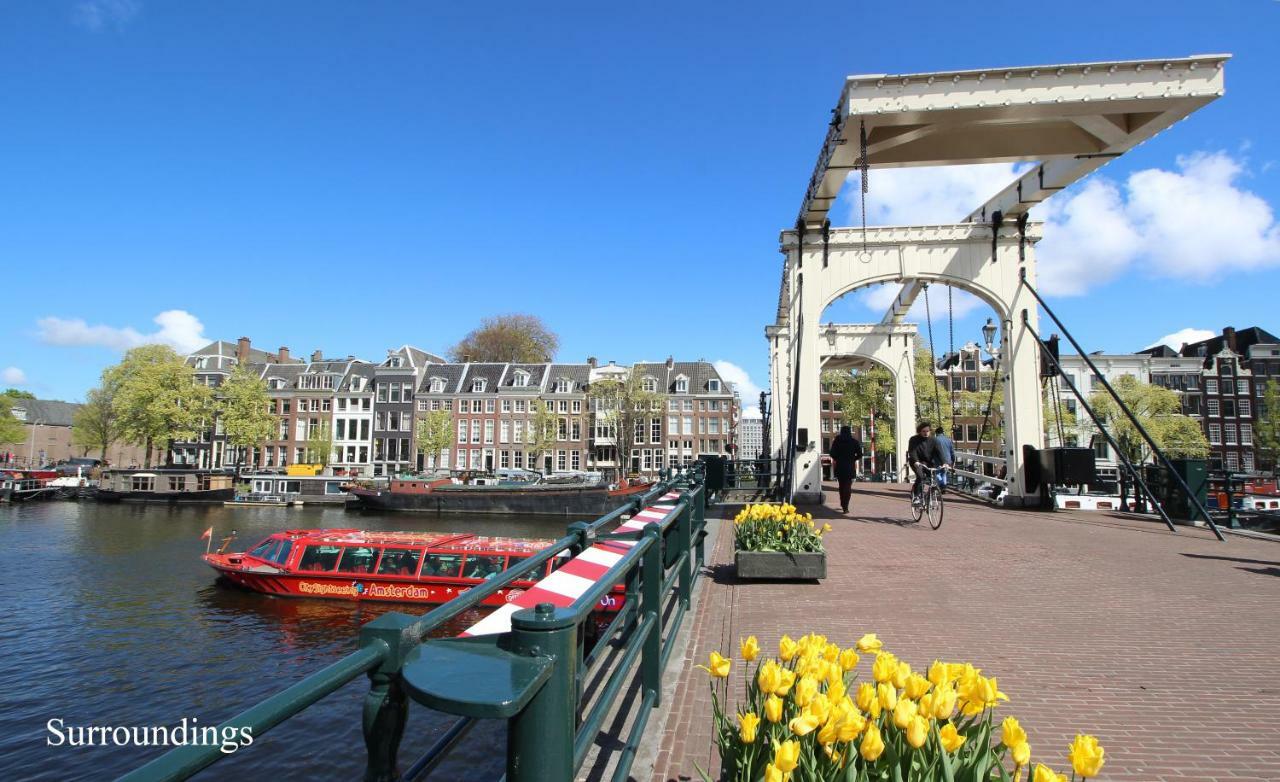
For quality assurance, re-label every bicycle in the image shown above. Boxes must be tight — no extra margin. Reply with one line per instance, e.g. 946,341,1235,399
909,465,947,529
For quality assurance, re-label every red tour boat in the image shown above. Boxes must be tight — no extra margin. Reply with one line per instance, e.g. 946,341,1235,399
204,528,623,611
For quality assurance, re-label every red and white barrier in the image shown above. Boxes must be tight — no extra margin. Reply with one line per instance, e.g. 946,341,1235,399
460,492,684,637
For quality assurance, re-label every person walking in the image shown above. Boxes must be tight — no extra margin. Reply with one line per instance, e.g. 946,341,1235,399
828,425,863,513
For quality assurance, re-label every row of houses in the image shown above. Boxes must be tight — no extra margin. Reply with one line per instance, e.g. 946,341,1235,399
818,325,1277,477
177,337,740,477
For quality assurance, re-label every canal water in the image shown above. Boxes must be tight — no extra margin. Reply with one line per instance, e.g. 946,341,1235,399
0,500,574,781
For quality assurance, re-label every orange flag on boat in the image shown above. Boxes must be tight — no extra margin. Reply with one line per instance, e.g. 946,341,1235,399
200,526,213,541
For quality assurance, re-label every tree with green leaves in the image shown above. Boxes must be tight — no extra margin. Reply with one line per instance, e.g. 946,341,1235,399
912,348,954,435
526,400,559,474
823,367,896,465
1042,383,1078,446
588,371,666,476
0,396,25,446
1256,379,1280,473
304,421,334,467
415,409,454,471
448,314,559,363
218,363,275,472
1088,374,1208,463
2,388,35,399
108,345,214,467
72,385,123,460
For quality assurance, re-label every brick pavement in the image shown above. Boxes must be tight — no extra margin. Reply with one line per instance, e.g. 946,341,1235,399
649,483,1280,782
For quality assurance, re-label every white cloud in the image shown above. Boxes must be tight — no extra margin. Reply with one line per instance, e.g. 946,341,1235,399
72,0,140,31
714,360,763,418
1036,151,1280,295
848,283,987,323
2,367,27,385
37,309,208,354
846,163,1028,226
1146,328,1215,351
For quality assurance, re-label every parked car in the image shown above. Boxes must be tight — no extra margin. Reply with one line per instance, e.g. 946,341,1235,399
54,457,103,476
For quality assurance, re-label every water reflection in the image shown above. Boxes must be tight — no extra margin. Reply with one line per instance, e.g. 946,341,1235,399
0,501,570,781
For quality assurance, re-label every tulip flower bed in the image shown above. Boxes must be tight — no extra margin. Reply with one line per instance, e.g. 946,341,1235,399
697,633,1105,782
733,503,831,580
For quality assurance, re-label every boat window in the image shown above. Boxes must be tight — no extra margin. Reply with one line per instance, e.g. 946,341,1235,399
337,547,377,574
271,539,294,566
248,539,277,560
505,556,532,579
376,548,422,576
422,553,463,578
464,555,503,580
549,552,572,574
298,545,342,572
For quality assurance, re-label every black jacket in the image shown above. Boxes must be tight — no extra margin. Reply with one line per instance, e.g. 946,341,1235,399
907,434,945,468
828,433,863,479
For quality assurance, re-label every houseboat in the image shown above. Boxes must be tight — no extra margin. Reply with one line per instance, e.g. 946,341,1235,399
96,469,234,504
203,528,623,610
346,475,652,516
241,473,353,505
1,472,56,502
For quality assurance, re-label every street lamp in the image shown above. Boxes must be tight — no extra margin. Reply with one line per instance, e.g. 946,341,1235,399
981,318,999,357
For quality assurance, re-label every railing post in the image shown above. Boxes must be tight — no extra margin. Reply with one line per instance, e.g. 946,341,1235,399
359,613,416,782
508,602,578,782
640,525,663,708
677,494,693,610
693,482,707,568
566,520,594,557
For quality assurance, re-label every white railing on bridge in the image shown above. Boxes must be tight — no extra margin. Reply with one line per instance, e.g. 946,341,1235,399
949,450,1008,501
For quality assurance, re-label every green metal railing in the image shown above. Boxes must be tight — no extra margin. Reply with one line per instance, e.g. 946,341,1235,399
120,466,707,782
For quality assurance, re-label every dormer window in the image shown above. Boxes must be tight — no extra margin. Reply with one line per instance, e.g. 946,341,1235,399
195,357,209,369
471,378,487,393
707,379,721,392
349,377,364,392
388,357,403,368
513,369,531,388
429,377,446,394
268,378,285,390
673,375,688,394
554,378,570,394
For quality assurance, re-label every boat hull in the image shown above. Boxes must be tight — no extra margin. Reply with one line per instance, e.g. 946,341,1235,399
348,484,636,516
204,557,624,611
96,488,235,504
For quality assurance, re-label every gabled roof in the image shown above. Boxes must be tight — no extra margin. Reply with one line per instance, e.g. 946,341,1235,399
1178,327,1279,359
459,363,507,394
8,398,79,427
545,364,590,393
418,364,468,394
501,363,549,391
396,345,446,367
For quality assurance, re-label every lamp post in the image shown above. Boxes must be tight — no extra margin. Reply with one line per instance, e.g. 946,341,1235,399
981,318,999,359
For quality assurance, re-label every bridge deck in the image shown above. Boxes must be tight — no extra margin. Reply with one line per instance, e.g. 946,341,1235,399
648,483,1280,782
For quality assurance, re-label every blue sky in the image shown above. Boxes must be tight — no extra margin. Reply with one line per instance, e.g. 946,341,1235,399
2,0,1278,408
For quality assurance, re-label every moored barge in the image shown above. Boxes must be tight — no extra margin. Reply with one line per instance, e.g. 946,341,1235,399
204,528,623,610
346,476,652,516
96,469,234,504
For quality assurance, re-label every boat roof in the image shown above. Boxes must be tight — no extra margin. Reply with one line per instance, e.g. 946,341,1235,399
269,528,553,553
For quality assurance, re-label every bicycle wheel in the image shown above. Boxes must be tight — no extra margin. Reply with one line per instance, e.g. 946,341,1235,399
910,490,924,523
926,488,944,530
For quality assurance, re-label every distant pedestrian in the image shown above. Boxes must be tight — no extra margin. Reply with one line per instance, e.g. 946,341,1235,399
828,425,863,513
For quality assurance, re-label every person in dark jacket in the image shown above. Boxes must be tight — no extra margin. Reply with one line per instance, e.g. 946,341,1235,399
828,425,863,513
906,421,946,506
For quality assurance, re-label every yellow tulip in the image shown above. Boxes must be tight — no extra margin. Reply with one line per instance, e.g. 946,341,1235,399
939,722,966,753
871,652,897,683
822,643,840,663
958,674,1007,715
806,693,832,724
892,698,918,729
758,661,782,695
794,676,819,707
855,683,879,716
827,678,847,704
839,648,860,672
763,764,784,782
927,660,950,687
822,523,833,533
740,636,760,662
779,635,799,662
876,682,897,711
817,718,838,745
837,711,866,742
891,661,912,690
738,712,761,744
825,662,844,688
773,739,800,772
1032,764,1067,782
1068,734,1105,778
1011,741,1031,768
764,694,783,723
859,724,885,761
856,633,882,653
931,684,957,719
907,715,929,749
904,673,931,700
1002,716,1027,749
776,668,796,697
698,651,730,679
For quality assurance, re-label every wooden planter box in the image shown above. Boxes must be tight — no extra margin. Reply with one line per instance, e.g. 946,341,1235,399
735,550,826,580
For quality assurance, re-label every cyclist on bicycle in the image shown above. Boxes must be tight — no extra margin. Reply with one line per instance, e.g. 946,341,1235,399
907,421,948,507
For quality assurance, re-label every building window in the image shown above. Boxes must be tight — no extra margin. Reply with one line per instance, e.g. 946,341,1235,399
1205,378,1218,394
555,378,570,394
1208,423,1221,444
708,379,720,392
1224,425,1237,445
513,370,530,387
417,400,428,411
484,420,494,444
1243,452,1254,471
485,399,495,413
501,399,512,413
1241,423,1253,445
500,450,510,468
1225,451,1239,471
459,399,469,414
1207,399,1219,417
500,421,510,443
1223,399,1236,418
572,420,581,440
1237,379,1249,395
429,378,446,393
471,419,481,444
557,450,567,470
471,379,486,393
458,420,467,443
673,376,687,394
